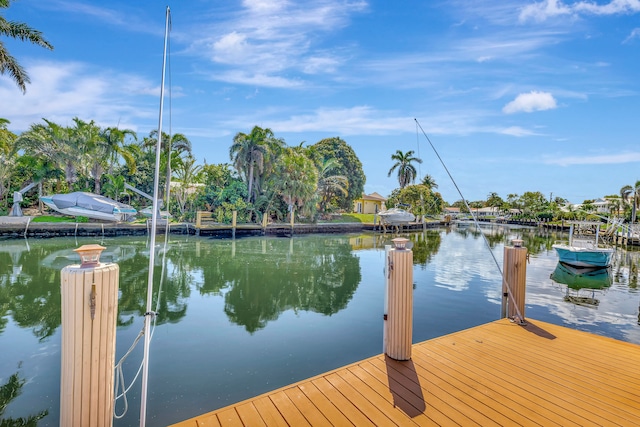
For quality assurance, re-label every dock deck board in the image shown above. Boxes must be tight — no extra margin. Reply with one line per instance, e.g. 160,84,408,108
170,319,640,426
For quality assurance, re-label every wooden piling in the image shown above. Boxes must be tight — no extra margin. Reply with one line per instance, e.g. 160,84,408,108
232,210,237,238
385,238,413,361
60,245,118,427
502,239,527,321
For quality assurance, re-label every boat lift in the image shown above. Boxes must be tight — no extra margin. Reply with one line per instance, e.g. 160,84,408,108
9,181,40,217
124,183,168,219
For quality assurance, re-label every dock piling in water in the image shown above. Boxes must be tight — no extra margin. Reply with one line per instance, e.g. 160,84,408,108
384,237,413,361
60,244,118,427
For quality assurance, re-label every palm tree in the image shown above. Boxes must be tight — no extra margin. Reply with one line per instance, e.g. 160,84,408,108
17,119,77,189
316,158,348,215
420,174,438,189
145,130,192,201
621,181,640,223
230,126,273,203
100,126,137,175
387,150,422,189
0,0,54,93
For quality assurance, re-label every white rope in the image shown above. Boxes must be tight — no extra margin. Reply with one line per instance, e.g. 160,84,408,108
113,326,145,419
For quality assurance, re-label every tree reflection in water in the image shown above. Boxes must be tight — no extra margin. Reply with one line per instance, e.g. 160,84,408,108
191,236,362,333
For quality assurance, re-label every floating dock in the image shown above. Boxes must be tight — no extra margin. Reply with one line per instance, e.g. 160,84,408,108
171,318,640,426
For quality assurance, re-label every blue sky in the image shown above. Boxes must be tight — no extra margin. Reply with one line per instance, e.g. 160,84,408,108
2,0,639,204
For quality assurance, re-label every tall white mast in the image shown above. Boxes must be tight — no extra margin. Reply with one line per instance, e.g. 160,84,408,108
139,6,170,427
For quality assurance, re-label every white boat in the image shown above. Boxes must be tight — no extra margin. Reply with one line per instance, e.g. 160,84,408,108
552,222,615,268
40,192,137,222
377,208,415,225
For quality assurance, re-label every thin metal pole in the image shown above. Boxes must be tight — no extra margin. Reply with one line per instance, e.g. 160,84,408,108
139,6,170,427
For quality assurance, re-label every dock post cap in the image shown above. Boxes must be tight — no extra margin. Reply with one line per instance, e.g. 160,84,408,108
392,237,409,250
73,244,106,267
512,239,524,248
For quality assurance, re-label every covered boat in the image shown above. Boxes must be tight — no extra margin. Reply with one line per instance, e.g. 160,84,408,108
40,192,137,222
377,207,415,225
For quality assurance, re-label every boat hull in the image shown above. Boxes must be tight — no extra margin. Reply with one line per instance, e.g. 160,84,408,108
552,244,614,268
377,208,415,225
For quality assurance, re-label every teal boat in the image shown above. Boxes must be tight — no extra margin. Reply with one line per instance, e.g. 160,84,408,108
552,221,614,268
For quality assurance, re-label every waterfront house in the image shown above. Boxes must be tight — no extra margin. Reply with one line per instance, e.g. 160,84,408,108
353,192,386,214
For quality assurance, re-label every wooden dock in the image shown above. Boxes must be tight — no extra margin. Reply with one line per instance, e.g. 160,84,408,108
171,318,640,426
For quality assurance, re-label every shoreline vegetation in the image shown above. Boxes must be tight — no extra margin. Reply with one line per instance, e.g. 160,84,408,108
2,118,639,234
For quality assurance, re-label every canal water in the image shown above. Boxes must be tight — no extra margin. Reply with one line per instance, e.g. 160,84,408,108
1,224,638,426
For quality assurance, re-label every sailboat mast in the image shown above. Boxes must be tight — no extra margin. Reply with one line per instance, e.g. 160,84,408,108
140,6,170,427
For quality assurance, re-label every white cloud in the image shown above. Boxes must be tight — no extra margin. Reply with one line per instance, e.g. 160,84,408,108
0,61,157,132
500,126,538,137
623,27,640,43
545,152,640,166
520,0,640,22
502,91,557,114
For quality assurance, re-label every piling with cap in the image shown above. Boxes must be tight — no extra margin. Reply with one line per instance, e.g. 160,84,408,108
384,237,413,360
60,244,119,427
502,239,527,322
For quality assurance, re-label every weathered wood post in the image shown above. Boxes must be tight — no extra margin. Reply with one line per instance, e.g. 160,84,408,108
60,244,119,427
232,210,237,238
384,237,413,360
501,239,527,321
290,208,295,236
262,212,268,235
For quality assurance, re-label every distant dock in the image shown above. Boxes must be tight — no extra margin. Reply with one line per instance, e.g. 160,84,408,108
171,318,640,426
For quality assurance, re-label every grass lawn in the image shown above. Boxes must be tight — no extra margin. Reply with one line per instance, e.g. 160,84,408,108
31,215,85,223
319,213,376,223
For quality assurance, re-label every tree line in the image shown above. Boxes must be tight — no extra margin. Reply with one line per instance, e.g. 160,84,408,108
0,119,375,223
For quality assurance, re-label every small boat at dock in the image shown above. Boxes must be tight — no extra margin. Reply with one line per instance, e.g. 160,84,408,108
552,221,614,268
377,207,415,225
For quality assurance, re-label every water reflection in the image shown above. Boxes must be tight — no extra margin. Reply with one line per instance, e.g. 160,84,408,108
0,369,48,426
551,262,612,308
1,227,639,426
193,236,362,332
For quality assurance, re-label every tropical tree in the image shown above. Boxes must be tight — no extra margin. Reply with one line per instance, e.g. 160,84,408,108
386,184,444,219
621,181,640,223
172,154,203,219
17,119,77,188
387,150,422,189
230,126,273,203
420,174,438,189
273,148,318,221
0,118,16,207
100,126,137,175
486,192,504,212
316,158,348,215
311,137,365,211
102,173,127,202
0,0,54,93
71,118,104,193
145,130,192,201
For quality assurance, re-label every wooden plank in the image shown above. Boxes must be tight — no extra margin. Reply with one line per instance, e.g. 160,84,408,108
282,386,332,426
311,377,376,427
251,396,288,427
216,408,243,427
235,402,266,427
296,382,354,426
169,319,640,427
268,390,311,427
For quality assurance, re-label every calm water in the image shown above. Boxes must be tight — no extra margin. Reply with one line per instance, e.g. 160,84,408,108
1,224,638,426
